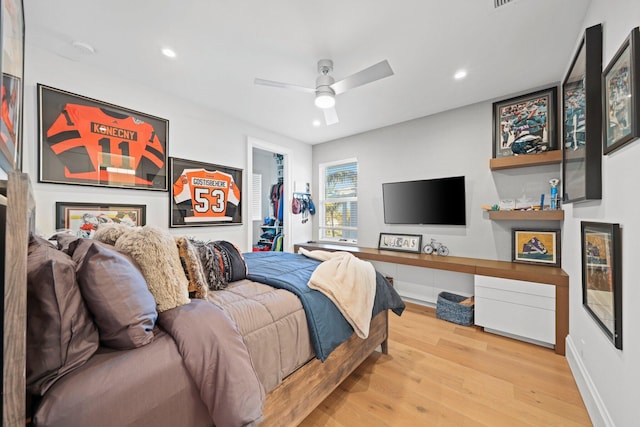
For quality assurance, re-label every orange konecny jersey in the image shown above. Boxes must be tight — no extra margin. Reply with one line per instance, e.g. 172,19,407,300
45,104,165,186
173,168,240,222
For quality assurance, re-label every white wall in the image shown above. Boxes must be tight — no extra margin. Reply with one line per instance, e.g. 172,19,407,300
22,45,312,251
563,1,640,426
312,101,562,304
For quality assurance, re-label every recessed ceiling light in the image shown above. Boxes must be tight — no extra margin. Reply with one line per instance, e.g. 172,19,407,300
312,119,322,127
454,69,467,80
161,47,177,58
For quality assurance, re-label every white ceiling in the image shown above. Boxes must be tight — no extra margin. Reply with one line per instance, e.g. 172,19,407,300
24,0,591,145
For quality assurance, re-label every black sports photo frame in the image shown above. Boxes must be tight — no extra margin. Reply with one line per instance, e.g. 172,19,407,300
581,221,622,349
55,201,146,238
603,27,640,155
562,23,603,204
169,156,243,227
38,84,169,191
492,86,558,158
0,0,25,174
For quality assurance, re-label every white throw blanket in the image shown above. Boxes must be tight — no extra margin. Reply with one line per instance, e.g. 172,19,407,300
298,248,376,338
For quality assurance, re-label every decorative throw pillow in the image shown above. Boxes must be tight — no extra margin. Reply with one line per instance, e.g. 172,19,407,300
214,240,248,282
115,226,190,312
190,239,226,290
70,238,158,349
175,236,208,299
189,239,247,290
93,222,134,246
26,234,99,395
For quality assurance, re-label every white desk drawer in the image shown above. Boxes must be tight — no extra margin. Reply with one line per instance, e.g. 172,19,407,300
475,285,555,311
475,297,555,345
474,275,555,297
474,275,556,346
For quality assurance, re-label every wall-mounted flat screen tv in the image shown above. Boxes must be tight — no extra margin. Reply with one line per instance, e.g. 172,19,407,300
382,176,466,225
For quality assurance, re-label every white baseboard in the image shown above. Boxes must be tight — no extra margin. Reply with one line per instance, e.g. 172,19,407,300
565,335,614,427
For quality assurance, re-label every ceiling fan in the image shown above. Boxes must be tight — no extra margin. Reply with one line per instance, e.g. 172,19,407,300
254,59,394,125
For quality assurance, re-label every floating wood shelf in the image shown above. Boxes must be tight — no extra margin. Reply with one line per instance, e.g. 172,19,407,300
488,210,564,221
489,150,562,170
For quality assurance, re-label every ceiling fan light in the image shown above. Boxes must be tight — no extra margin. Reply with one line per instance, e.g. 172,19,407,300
315,92,335,109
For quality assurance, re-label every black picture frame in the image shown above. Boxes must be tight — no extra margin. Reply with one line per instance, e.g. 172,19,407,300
0,0,25,174
562,24,603,204
377,233,422,253
581,221,622,350
511,228,561,268
492,86,558,158
55,202,147,238
38,84,169,191
603,27,640,155
169,156,243,227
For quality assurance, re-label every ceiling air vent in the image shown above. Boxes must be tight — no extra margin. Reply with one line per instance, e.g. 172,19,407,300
494,0,514,8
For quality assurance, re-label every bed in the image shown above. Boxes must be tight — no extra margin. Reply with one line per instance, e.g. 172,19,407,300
2,172,405,427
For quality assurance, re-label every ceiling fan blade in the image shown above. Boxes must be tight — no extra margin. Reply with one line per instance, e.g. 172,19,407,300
254,78,316,94
323,106,339,126
331,60,394,95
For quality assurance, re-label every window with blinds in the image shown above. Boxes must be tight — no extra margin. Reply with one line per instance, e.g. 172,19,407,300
319,159,358,243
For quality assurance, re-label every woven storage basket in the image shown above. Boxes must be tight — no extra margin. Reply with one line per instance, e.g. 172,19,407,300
436,291,474,326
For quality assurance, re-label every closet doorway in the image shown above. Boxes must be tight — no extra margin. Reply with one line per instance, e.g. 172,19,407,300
247,137,292,252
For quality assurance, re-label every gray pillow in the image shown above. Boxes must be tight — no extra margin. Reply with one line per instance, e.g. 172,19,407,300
26,234,99,395
70,238,158,349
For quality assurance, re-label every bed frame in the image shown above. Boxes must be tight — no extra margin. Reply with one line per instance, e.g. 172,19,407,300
1,172,389,427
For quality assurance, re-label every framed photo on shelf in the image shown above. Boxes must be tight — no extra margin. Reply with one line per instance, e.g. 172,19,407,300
38,84,169,190
603,27,640,155
492,86,558,158
581,221,622,349
378,233,422,253
55,202,146,238
511,228,561,267
169,156,243,227
0,0,25,174
562,23,603,204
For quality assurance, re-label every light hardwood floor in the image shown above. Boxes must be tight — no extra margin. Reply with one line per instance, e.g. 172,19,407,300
299,302,592,427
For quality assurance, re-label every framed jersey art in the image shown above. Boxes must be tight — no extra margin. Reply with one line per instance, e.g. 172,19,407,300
1,0,26,175
38,84,168,190
169,156,243,227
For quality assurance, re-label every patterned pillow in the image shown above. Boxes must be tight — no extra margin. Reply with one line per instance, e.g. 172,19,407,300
175,236,208,299
189,239,247,290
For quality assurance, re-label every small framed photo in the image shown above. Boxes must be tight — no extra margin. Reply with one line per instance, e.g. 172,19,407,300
603,27,640,155
378,233,422,253
492,86,558,158
55,202,146,238
581,221,622,349
169,156,243,227
512,229,561,267
38,84,169,190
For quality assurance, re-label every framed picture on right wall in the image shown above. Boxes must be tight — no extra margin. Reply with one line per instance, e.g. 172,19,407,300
581,221,622,350
603,26,640,155
562,23,603,204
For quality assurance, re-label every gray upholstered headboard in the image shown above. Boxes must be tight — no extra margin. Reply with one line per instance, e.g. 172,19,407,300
2,172,35,427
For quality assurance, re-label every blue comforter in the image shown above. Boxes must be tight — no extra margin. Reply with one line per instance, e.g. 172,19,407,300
243,251,405,361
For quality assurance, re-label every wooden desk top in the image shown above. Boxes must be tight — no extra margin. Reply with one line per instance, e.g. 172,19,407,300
294,242,569,287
